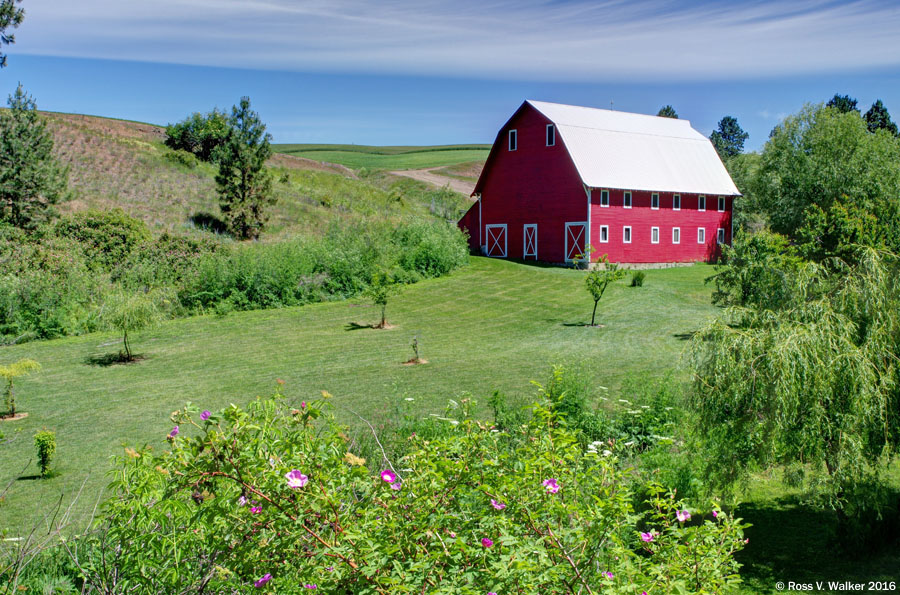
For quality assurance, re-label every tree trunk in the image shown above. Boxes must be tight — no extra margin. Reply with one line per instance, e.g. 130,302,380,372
590,300,599,326
123,329,132,361
4,381,13,417
381,304,387,328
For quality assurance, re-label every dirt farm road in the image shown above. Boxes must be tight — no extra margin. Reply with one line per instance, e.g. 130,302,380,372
389,168,476,198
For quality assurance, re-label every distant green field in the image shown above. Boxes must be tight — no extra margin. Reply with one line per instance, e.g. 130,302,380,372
273,143,490,170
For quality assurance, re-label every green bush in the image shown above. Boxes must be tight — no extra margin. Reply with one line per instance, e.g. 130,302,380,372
164,109,229,162
55,209,151,270
162,148,198,169
33,429,56,477
630,270,645,287
80,389,747,593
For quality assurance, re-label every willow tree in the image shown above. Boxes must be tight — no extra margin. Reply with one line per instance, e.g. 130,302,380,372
102,292,164,362
688,248,900,523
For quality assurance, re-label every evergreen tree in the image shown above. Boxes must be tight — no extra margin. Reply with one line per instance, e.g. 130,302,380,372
0,0,24,68
864,99,899,136
825,93,859,114
657,105,678,118
0,85,69,229
214,97,275,240
710,116,749,160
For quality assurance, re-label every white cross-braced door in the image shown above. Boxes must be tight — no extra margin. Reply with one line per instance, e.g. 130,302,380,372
523,224,537,260
484,224,507,258
565,222,587,262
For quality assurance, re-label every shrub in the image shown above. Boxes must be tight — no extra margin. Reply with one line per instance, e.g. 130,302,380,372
33,429,56,477
1,358,40,417
83,389,747,593
162,148,198,169
100,291,166,361
630,270,645,287
55,209,151,270
164,109,229,162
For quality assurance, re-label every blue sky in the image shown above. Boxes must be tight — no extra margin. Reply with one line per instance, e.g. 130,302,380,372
2,0,899,149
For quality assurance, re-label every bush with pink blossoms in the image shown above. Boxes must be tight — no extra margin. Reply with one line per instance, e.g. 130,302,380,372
77,387,748,593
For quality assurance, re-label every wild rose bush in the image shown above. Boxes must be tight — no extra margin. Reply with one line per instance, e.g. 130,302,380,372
79,390,747,593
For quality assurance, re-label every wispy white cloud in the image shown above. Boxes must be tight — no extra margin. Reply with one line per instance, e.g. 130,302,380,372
14,0,900,81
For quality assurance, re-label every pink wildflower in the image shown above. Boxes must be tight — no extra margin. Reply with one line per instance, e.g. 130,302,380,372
640,532,654,542
491,499,506,510
712,510,719,518
482,537,494,548
542,478,560,493
200,410,211,421
676,510,691,522
254,573,272,587
381,469,396,483
285,469,309,489
250,506,262,514
238,496,248,506
304,585,317,590
301,401,307,409
390,481,402,491
168,426,179,438
605,571,614,579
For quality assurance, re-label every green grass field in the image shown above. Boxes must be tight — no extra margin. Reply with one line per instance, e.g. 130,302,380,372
1,257,898,591
273,143,490,170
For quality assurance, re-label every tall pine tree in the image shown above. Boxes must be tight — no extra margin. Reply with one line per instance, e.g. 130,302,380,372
657,105,678,118
0,85,68,229
864,100,899,136
214,97,275,240
710,116,749,160
0,0,24,68
826,93,859,114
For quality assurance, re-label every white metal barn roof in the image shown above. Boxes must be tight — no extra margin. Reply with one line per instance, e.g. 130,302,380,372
527,100,741,196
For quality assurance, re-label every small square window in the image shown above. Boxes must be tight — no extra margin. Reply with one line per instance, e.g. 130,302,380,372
624,191,632,209
698,228,705,244
698,195,706,211
508,129,517,151
673,194,681,211
718,196,726,212
599,225,609,243
546,124,555,147
651,227,660,244
717,228,725,244
651,193,659,210
672,227,680,244
623,226,632,243
600,189,609,207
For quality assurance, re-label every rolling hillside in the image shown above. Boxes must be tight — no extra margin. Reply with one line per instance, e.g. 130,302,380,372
272,143,490,171
41,113,473,238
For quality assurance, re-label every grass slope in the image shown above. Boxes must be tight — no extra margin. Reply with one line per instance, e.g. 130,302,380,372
43,112,471,238
273,143,490,170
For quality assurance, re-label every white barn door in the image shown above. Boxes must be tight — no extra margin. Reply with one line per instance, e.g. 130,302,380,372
484,224,507,258
523,224,537,260
565,222,587,262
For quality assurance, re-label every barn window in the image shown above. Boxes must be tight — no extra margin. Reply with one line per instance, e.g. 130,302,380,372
718,196,726,212
717,228,725,244
624,191,632,209
623,226,632,243
698,195,706,211
673,194,681,210
546,124,555,147
600,189,609,207
651,227,660,244
651,193,659,210
599,225,609,243
508,130,517,151
698,228,705,243
672,227,680,244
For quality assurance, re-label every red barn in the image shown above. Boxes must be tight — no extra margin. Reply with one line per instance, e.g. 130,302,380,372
459,100,740,265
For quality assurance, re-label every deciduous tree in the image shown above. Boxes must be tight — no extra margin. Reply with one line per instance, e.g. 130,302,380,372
214,97,275,240
0,85,68,229
102,292,164,362
584,253,625,326
1,358,39,417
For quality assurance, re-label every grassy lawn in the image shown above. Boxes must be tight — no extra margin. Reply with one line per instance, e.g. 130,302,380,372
1,257,898,589
273,143,490,170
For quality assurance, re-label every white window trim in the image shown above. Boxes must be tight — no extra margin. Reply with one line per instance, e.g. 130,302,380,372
623,225,632,244
599,225,609,243
651,226,660,244
546,124,555,147
673,194,681,211
484,224,507,258
564,221,588,263
623,191,632,209
523,223,537,259
717,228,725,244
508,129,517,151
718,196,726,212
672,227,680,244
600,189,609,208
698,195,706,212
698,228,705,244
651,193,659,210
